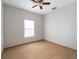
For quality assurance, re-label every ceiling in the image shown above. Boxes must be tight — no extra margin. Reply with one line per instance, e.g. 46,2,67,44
3,0,76,15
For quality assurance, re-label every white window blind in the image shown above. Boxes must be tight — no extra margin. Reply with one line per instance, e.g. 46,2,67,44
24,20,34,37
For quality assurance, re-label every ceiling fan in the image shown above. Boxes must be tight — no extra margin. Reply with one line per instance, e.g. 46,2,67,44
31,0,51,10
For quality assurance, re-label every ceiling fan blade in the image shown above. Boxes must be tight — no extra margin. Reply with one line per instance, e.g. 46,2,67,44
42,2,50,5
31,0,37,3
32,5,37,8
39,6,43,9
38,0,43,3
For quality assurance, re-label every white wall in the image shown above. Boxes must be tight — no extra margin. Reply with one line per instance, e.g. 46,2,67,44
44,2,77,49
1,3,4,54
3,4,44,48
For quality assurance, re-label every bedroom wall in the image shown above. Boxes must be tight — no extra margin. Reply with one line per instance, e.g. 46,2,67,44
1,2,4,54
3,4,44,48
44,2,77,49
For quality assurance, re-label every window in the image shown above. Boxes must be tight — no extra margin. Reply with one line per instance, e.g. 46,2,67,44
24,20,34,37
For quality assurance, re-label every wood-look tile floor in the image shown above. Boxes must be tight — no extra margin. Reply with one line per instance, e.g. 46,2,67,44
2,40,77,59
